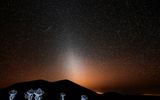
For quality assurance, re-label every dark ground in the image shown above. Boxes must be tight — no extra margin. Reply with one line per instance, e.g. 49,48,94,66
0,80,160,100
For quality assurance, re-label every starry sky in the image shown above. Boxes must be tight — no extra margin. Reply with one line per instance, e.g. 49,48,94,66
0,0,160,95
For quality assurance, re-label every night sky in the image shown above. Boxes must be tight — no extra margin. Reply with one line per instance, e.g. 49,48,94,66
0,0,160,95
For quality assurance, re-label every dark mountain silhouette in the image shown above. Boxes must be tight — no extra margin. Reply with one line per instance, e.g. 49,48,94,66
0,79,159,100
0,79,99,100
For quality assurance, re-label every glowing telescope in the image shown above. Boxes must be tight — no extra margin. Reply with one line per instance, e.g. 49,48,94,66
60,92,66,100
24,88,44,100
34,88,44,100
9,90,17,100
24,89,34,100
81,95,88,100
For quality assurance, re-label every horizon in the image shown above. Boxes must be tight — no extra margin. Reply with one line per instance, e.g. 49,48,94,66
1,79,160,96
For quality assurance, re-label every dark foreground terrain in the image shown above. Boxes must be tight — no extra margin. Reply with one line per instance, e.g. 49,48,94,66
0,80,159,100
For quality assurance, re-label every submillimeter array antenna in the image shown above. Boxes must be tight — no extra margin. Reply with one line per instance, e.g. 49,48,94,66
34,88,44,100
9,90,17,100
60,93,66,100
24,89,34,100
81,95,88,100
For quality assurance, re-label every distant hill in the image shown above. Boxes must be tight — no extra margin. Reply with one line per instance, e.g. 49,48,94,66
0,79,99,100
0,80,159,100
101,91,160,100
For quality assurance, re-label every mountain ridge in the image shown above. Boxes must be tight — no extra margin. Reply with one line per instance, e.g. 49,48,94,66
0,79,159,100
0,79,99,100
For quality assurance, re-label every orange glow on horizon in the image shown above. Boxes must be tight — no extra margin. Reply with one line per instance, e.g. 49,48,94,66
62,53,113,92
